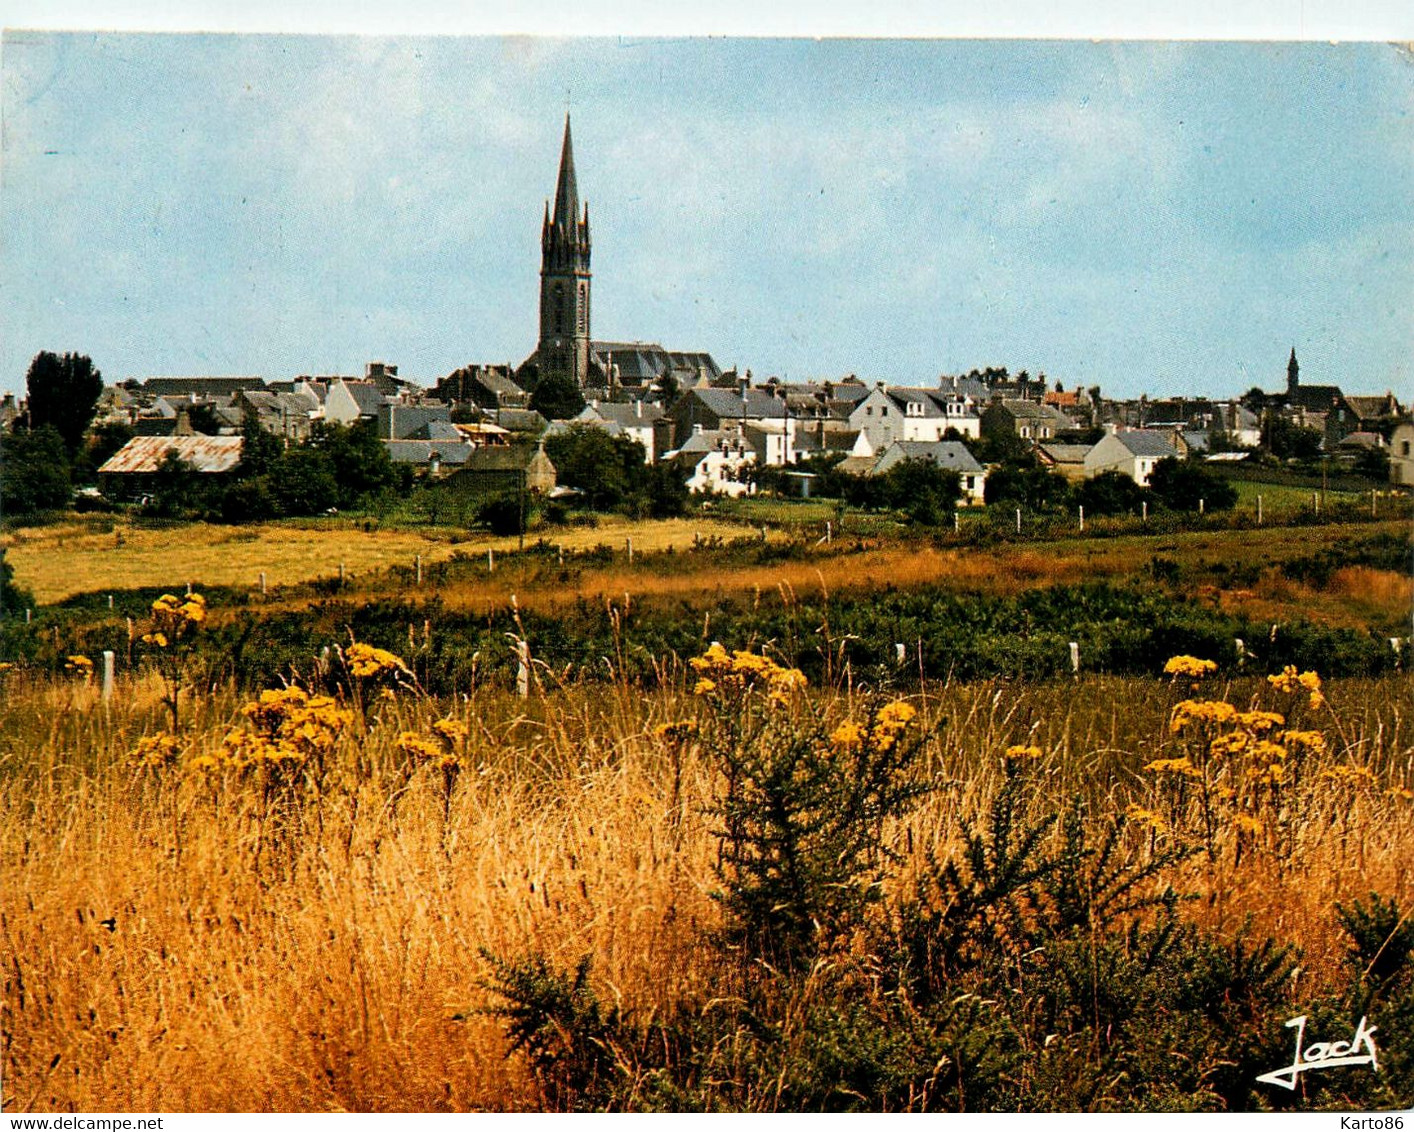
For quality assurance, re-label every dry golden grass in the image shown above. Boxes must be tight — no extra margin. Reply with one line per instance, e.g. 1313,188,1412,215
0,517,756,605
3,670,1411,1111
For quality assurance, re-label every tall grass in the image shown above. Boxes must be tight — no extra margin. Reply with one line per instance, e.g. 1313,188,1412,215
2,669,1411,1110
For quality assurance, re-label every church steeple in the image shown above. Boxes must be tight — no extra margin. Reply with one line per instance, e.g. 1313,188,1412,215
1287,347,1299,397
536,114,592,389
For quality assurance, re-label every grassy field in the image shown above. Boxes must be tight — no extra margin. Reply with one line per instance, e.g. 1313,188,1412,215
0,515,761,605
1,664,1411,1111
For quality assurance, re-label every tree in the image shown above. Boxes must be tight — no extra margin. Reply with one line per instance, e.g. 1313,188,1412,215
268,448,339,517
1075,470,1147,517
72,421,134,485
1261,413,1323,461
26,352,103,458
237,410,283,479
1353,445,1390,481
984,459,1073,511
529,372,587,421
644,460,690,519
1,425,71,515
881,458,962,526
148,451,208,518
1147,457,1238,512
544,425,648,512
308,420,402,508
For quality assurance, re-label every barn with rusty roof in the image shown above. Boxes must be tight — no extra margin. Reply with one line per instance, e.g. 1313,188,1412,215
97,435,244,500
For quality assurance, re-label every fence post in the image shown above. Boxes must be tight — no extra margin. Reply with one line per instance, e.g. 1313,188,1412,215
1015,508,1022,535
1069,641,1080,675
895,642,906,665
339,562,346,587
516,639,530,698
1372,489,1377,518
626,537,633,563
107,594,114,610
1256,495,1263,525
558,545,565,566
259,571,267,596
1235,638,1246,665
1199,498,1205,515
953,512,960,533
488,548,495,573
1078,504,1084,533
24,609,30,625
826,520,832,544
415,555,423,585
1142,500,1148,522
102,651,115,703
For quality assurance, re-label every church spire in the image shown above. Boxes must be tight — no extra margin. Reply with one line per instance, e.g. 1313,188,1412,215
1287,347,1299,397
552,114,579,235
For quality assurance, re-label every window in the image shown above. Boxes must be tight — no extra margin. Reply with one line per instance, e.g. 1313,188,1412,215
1403,441,1411,457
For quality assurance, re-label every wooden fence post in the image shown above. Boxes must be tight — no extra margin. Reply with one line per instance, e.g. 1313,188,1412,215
102,651,115,703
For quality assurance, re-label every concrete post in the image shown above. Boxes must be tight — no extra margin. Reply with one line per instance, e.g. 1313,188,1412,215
415,555,423,585
102,651,115,703
1069,641,1080,674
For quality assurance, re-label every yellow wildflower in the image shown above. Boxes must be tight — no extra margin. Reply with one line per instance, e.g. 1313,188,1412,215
132,732,182,768
1237,710,1284,733
1005,744,1044,762
1232,813,1265,836
1125,803,1168,833
693,678,717,696
653,720,697,743
830,720,866,749
1208,731,1251,759
1279,730,1327,757
65,655,94,676
1164,655,1217,680
432,718,470,746
1319,765,1375,785
1144,756,1202,779
1170,699,1238,732
346,642,409,679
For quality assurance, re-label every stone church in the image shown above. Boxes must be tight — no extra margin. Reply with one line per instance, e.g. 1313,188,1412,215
515,117,721,396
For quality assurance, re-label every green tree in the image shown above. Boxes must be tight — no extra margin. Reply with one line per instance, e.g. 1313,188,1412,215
984,459,1072,511
1262,413,1323,461
529,372,587,421
72,421,135,485
148,450,208,518
881,459,962,526
236,410,283,479
644,460,690,519
1,425,71,515
308,420,402,508
1075,470,1147,516
1147,457,1238,512
25,352,103,458
268,448,339,516
544,424,647,512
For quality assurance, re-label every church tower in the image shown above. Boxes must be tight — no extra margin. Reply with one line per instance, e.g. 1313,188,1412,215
1286,347,1300,398
537,115,592,388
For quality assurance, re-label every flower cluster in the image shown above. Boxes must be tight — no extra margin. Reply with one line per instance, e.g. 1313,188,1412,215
400,717,467,771
1267,665,1325,710
132,732,182,769
346,643,410,681
143,593,206,648
1005,743,1044,763
826,701,919,757
65,655,94,679
1169,699,1238,733
192,686,351,773
690,644,807,704
654,720,698,743
1163,655,1217,686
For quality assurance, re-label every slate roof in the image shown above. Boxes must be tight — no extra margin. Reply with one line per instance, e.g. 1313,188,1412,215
141,376,266,396
583,400,664,427
683,387,790,421
382,440,474,465
1112,430,1181,458
876,440,984,474
1038,443,1092,465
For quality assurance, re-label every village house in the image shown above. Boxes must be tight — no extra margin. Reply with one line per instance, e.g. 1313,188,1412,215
439,444,557,499
870,440,987,505
849,385,981,451
981,399,1076,443
573,398,666,461
1083,429,1180,486
663,428,756,497
1389,421,1414,487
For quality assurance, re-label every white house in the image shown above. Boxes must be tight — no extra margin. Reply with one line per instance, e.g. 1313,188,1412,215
574,399,664,463
870,440,988,505
850,385,981,452
1084,430,1180,486
664,428,756,496
1390,421,1414,487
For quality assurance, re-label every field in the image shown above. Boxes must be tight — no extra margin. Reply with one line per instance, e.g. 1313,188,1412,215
2,505,1412,1112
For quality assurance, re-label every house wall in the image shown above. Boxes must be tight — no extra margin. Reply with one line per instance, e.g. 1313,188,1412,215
1391,423,1414,487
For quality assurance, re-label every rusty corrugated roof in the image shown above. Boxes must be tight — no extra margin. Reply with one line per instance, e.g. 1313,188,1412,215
98,435,244,474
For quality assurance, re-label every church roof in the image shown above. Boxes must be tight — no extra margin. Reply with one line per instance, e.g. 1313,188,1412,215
553,114,580,234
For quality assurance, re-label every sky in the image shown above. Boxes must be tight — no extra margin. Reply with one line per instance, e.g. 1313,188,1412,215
2,32,1412,400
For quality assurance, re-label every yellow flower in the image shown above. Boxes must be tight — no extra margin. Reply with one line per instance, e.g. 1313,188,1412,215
65,654,94,674
1308,689,1327,711
132,732,182,768
689,643,731,673
1297,670,1321,693
1164,655,1217,680
830,720,866,749
141,631,169,648
1005,744,1044,762
346,642,410,679
1388,786,1414,801
397,731,444,762
1170,699,1238,733
1279,729,1327,757
1124,803,1168,833
1208,731,1251,759
432,718,470,746
1232,813,1265,836
1144,756,1202,779
654,720,697,743
1320,765,1375,785
1237,710,1284,733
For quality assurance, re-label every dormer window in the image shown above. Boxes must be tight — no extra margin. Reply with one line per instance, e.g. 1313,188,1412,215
906,401,922,417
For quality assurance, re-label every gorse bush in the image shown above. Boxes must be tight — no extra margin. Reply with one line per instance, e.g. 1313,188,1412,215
475,654,1414,1111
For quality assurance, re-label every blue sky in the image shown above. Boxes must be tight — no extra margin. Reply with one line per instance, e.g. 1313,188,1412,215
2,35,1411,399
